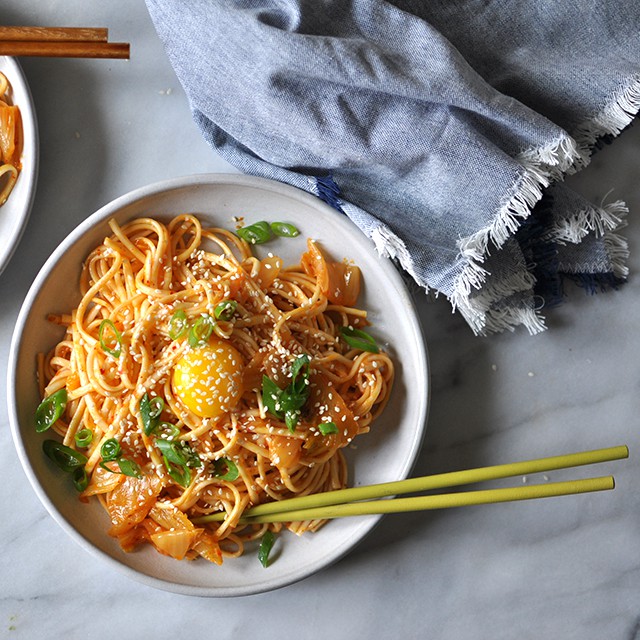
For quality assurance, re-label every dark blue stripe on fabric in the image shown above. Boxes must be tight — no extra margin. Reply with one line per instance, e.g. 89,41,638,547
515,193,565,308
517,191,627,304
562,271,626,294
314,175,345,213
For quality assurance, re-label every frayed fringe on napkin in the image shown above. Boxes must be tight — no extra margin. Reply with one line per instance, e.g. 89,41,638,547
354,78,638,335
146,0,639,336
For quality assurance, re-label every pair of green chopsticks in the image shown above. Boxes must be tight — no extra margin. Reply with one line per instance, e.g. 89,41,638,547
192,445,628,525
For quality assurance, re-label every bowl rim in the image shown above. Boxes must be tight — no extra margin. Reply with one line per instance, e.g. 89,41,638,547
7,172,430,596
0,56,40,276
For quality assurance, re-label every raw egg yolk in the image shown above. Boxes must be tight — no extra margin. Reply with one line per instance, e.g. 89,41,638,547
172,341,244,418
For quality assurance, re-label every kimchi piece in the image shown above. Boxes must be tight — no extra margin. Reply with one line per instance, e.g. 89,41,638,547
300,239,361,306
0,71,22,206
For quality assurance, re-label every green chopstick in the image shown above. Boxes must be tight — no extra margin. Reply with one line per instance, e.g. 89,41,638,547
192,445,628,524
226,476,615,523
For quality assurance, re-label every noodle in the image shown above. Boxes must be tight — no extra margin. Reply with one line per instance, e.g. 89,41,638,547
0,71,22,206
37,214,394,564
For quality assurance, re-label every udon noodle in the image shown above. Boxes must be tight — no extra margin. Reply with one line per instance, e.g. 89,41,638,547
0,71,21,206
37,214,394,564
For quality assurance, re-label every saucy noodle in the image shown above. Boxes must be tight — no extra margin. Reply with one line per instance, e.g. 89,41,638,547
37,214,394,564
0,71,22,206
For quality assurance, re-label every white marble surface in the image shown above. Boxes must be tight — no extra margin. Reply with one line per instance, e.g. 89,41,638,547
1,2,639,639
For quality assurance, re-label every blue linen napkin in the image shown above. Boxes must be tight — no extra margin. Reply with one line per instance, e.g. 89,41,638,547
145,0,638,334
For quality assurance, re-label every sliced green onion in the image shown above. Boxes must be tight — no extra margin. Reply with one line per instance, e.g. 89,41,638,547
283,354,311,432
262,375,284,418
340,326,380,353
140,393,164,436
279,391,307,433
155,438,182,464
156,438,201,467
214,300,237,321
188,314,215,347
42,440,90,490
156,438,202,488
42,440,88,473
261,354,312,433
258,530,276,568
270,221,300,238
169,309,188,340
318,421,339,436
114,458,142,478
100,438,121,462
148,396,164,418
289,354,310,394
212,457,239,482
181,442,203,469
98,319,123,358
156,421,181,439
237,221,272,245
72,466,89,492
74,428,94,448
284,409,301,433
35,388,67,433
99,457,142,478
99,437,142,478
163,459,191,488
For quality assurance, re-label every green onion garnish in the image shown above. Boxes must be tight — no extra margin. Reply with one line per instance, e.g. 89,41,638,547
340,326,380,353
156,421,181,439
42,440,88,473
169,309,188,340
99,457,142,478
261,375,283,418
318,421,339,436
212,457,239,482
99,438,142,478
140,393,164,436
156,439,202,488
98,319,123,358
114,458,142,478
188,314,215,347
179,441,203,469
258,530,276,568
261,354,311,433
156,439,184,465
163,460,191,488
72,466,89,492
74,428,94,448
43,440,90,490
214,300,237,321
237,221,272,245
35,388,67,433
280,392,308,433
289,354,310,394
270,221,300,238
100,438,121,461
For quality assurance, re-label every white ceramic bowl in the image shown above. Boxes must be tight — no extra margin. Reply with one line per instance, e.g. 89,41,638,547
8,174,429,596
0,56,39,276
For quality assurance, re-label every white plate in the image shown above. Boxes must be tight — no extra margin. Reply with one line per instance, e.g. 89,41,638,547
0,57,39,276
8,174,429,596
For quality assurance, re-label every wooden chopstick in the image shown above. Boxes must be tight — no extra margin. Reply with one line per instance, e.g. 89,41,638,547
0,26,108,42
192,444,628,524
0,41,129,59
0,26,129,59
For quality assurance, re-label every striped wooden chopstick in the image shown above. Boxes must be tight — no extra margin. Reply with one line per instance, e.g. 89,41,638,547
0,26,129,59
193,445,628,524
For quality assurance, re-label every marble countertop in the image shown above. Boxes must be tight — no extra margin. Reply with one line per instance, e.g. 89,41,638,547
1,3,638,639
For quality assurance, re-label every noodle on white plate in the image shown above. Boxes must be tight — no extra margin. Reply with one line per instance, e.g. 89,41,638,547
0,71,21,206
